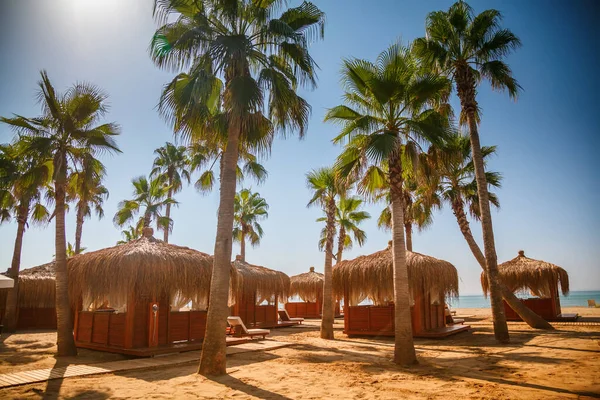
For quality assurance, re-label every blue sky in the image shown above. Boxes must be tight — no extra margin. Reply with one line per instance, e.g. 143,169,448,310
0,0,598,295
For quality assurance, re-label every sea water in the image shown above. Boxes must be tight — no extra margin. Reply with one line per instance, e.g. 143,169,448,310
448,290,600,309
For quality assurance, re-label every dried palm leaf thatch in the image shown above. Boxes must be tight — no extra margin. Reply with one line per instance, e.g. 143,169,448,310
232,256,290,304
481,250,569,298
333,244,459,306
18,262,56,308
289,266,323,303
68,228,235,308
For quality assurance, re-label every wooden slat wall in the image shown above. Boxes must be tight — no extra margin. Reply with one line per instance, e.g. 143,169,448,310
108,313,125,347
17,308,57,330
503,297,556,321
169,312,190,342
132,296,150,348
77,312,93,342
91,313,110,344
189,310,207,341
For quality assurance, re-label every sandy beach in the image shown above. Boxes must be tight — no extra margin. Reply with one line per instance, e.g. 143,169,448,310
0,306,598,399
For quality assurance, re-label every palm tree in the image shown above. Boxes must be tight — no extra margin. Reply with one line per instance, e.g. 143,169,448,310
425,133,552,329
0,70,120,356
325,43,451,365
117,225,142,245
0,143,51,332
318,196,370,263
113,176,175,233
232,189,268,261
414,0,523,342
151,142,191,242
151,0,324,376
67,154,108,254
307,167,345,340
53,242,86,258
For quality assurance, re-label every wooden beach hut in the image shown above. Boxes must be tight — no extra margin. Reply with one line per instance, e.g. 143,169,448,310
231,256,291,328
481,250,574,321
0,262,57,330
285,267,340,318
333,245,469,338
68,227,237,356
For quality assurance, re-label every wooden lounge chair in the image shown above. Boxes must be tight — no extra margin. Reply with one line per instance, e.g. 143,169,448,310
227,316,270,339
445,307,464,325
278,309,304,324
588,299,600,308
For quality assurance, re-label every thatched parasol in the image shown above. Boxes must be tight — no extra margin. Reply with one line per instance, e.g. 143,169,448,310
68,227,230,309
18,262,56,308
333,244,459,306
481,250,569,298
232,256,290,304
289,266,323,303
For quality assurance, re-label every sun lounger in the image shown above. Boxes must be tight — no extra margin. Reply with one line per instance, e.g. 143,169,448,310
588,300,600,308
227,316,270,339
278,309,304,324
445,307,464,325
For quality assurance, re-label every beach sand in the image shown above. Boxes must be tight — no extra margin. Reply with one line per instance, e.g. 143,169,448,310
0,306,598,399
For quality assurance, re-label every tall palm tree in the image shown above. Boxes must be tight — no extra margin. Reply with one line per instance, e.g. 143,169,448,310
232,189,268,261
151,142,191,242
318,196,370,263
307,167,345,340
414,0,523,342
0,70,120,356
113,176,175,233
117,225,142,245
67,154,108,254
0,143,51,332
151,0,324,375
425,133,552,329
326,43,451,365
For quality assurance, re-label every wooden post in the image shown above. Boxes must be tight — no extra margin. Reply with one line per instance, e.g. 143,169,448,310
124,291,136,349
274,294,279,325
73,296,82,342
343,283,349,334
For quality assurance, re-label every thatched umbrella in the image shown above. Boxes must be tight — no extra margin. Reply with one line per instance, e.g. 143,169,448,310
481,250,569,298
68,227,230,309
232,255,290,304
289,266,323,303
333,244,459,306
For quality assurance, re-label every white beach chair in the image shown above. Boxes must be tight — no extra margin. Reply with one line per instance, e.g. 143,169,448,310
227,316,270,339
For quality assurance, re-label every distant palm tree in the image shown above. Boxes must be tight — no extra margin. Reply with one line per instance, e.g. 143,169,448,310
414,0,523,342
113,176,175,233
151,142,191,242
232,189,268,261
326,42,451,365
67,154,108,254
117,225,142,245
54,242,86,258
307,167,346,340
151,0,324,375
0,70,120,356
0,143,51,332
318,196,370,263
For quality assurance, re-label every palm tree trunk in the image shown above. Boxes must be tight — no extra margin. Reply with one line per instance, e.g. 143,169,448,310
336,226,345,264
321,197,336,339
144,211,151,228
404,222,413,252
456,67,509,343
240,229,246,262
54,162,77,356
198,119,241,376
74,204,84,254
3,204,29,332
164,175,173,243
451,200,553,329
389,152,417,366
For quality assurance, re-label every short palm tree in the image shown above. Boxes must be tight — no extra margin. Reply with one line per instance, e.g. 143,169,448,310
0,70,120,356
151,0,325,375
414,0,523,342
0,143,51,332
67,154,108,254
318,196,370,263
151,142,191,242
113,176,175,233
232,189,268,261
117,225,142,245
326,43,451,365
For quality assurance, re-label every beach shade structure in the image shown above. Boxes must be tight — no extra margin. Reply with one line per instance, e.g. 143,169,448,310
68,227,237,356
230,255,292,328
285,267,340,319
333,243,469,338
0,262,57,330
481,250,575,321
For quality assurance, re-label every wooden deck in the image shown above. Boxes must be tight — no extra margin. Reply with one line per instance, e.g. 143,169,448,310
414,324,471,338
549,313,579,322
0,339,291,389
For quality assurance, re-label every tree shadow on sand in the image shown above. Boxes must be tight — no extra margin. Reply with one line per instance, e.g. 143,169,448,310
206,374,293,400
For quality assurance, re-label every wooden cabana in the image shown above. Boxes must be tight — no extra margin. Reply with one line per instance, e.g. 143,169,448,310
285,267,340,318
231,256,290,328
0,262,57,330
481,250,574,321
68,227,237,356
333,245,469,338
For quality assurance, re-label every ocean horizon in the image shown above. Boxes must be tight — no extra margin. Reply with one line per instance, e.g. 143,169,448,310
448,290,600,309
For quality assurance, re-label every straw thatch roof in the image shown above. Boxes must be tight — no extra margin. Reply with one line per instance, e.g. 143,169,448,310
481,250,569,298
333,244,459,306
289,267,323,303
19,262,56,308
232,256,290,304
68,227,231,308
